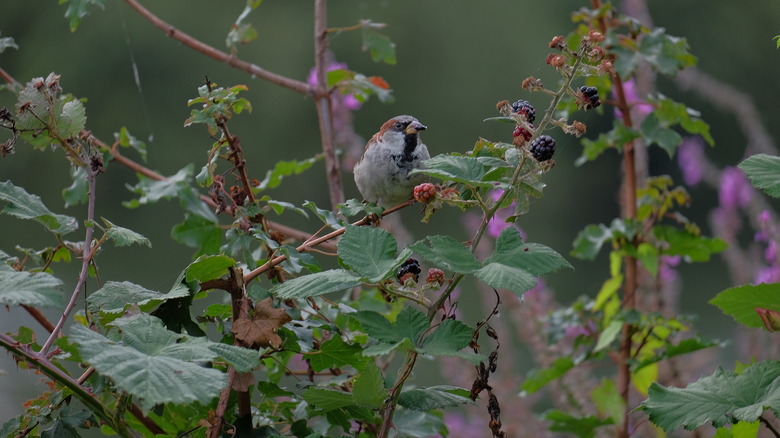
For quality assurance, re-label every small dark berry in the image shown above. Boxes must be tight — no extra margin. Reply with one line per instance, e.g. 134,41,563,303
529,135,556,162
578,86,601,110
397,258,421,282
510,100,536,123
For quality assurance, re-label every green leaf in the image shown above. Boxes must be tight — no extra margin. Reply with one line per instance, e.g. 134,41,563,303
0,33,18,53
302,387,354,412
59,0,107,32
612,27,696,78
0,181,78,234
576,121,641,166
409,235,481,274
739,154,780,198
714,421,760,438
640,113,683,157
633,337,721,371
654,225,726,262
184,254,235,283
641,361,780,431
115,127,147,162
0,269,63,307
572,223,613,260
171,214,222,257
309,335,369,372
62,166,88,207
124,165,193,208
595,320,623,352
87,281,191,323
420,318,473,356
476,227,572,295
411,155,498,188
521,357,575,395
591,378,625,426
71,314,233,411
352,363,386,408
544,410,614,438
710,283,780,329
351,307,427,346
338,225,410,282
259,156,319,190
362,25,396,64
271,269,362,299
57,99,86,139
302,200,345,229
102,218,151,248
398,386,475,411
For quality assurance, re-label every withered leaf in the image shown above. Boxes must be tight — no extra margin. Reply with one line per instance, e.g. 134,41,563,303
231,297,292,348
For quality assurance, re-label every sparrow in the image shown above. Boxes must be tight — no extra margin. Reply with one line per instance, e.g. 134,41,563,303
353,115,430,208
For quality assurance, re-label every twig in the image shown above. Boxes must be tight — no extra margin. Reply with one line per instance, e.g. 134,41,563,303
313,0,345,209
760,415,780,438
40,167,98,355
121,0,310,95
20,304,56,333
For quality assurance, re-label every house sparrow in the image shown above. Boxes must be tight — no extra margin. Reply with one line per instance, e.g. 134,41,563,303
353,115,430,208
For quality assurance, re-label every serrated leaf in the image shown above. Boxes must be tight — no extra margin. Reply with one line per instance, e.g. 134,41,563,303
309,335,369,372
641,361,780,431
71,315,228,411
102,218,151,248
272,269,361,299
338,225,410,282
521,357,575,395
57,99,86,138
409,235,481,274
353,363,386,408
710,283,780,329
87,281,191,323
0,181,78,234
171,213,222,257
303,200,345,229
420,318,473,356
0,269,63,307
654,225,726,262
641,113,683,157
184,254,234,283
739,154,780,198
302,387,354,412
411,155,495,188
571,223,613,260
258,156,319,190
62,166,88,207
398,386,475,411
124,165,193,208
362,26,396,64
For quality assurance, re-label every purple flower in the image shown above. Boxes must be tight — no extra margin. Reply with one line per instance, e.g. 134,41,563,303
755,265,780,284
486,190,526,239
659,255,681,284
307,61,362,111
719,167,752,209
677,137,705,186
766,241,778,263
760,210,772,227
442,412,485,438
613,79,653,121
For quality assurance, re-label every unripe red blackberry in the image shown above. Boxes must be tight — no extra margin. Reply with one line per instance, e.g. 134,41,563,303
529,135,556,162
425,268,445,285
510,100,536,123
513,124,534,142
578,86,601,110
413,183,438,203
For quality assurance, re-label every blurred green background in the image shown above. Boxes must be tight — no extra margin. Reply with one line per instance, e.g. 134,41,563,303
1,0,780,425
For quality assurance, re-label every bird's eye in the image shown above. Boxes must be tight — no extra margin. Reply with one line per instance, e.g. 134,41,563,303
394,122,403,129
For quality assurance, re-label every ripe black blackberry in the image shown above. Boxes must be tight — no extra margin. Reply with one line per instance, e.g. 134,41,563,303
578,86,601,110
511,99,536,123
529,135,556,162
397,258,422,282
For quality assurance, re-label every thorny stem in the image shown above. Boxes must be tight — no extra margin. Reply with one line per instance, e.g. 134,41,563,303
591,1,639,436
122,0,309,95
313,0,345,209
40,167,98,355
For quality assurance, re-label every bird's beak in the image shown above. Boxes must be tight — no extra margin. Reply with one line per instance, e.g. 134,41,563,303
405,122,427,135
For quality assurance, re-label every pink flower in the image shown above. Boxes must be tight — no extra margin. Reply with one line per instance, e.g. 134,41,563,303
486,190,526,239
755,266,780,284
719,167,753,209
677,137,705,186
307,61,362,111
613,79,653,121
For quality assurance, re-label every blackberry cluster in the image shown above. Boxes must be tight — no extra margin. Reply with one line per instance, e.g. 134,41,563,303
511,99,536,123
529,135,556,162
397,258,422,282
579,86,601,110
413,183,438,203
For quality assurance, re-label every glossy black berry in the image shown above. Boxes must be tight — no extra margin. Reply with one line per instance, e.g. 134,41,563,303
529,135,556,162
578,86,601,110
397,258,421,282
511,100,536,123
